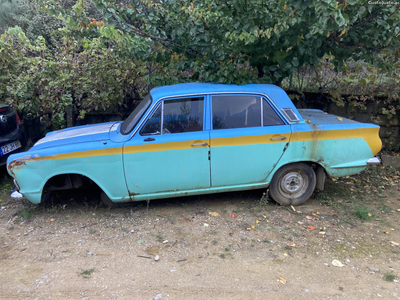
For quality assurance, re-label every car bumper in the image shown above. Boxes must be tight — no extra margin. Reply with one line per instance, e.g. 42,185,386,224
367,157,381,165
0,126,25,166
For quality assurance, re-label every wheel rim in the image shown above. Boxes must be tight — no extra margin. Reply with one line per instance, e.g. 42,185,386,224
278,170,309,199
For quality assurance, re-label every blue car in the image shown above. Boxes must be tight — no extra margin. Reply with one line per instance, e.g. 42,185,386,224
7,83,381,206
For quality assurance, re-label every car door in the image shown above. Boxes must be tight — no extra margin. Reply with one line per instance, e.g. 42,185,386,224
210,94,291,187
123,96,210,197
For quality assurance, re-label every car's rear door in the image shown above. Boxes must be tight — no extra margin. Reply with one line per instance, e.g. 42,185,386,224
209,94,291,187
123,96,210,197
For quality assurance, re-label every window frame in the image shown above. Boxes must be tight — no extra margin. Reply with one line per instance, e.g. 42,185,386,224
210,94,286,130
139,96,205,136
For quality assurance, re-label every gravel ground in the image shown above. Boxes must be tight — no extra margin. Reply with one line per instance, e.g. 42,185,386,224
1,166,400,299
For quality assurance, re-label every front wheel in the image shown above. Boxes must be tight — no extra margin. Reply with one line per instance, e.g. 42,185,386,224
269,163,316,206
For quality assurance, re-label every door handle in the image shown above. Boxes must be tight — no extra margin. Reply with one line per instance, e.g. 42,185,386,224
144,137,155,142
270,136,286,141
191,142,208,147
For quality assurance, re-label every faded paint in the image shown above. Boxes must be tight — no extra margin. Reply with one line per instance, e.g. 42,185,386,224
6,83,381,205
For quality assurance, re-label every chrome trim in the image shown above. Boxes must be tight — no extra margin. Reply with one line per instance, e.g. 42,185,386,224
367,157,381,165
13,179,20,191
191,142,208,146
131,92,291,138
270,136,286,141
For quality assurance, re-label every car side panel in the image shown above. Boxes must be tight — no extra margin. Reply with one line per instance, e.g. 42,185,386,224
267,124,381,181
8,141,127,204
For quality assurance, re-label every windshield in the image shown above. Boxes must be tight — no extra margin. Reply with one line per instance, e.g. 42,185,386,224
121,94,152,134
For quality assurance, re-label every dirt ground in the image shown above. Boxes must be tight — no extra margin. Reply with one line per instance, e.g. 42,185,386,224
1,166,400,300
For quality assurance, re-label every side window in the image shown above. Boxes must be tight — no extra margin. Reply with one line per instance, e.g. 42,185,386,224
140,104,161,135
140,97,204,135
212,96,261,130
163,98,204,133
263,100,284,126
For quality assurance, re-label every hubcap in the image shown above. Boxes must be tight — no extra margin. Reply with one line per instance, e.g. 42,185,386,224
279,171,308,198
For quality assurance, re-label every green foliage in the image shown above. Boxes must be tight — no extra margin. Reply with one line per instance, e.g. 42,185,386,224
354,205,372,221
89,0,400,85
0,25,148,128
383,272,396,282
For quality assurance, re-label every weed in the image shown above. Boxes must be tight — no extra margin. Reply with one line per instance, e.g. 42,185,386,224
354,205,372,221
383,273,396,282
219,254,226,259
19,207,32,219
263,239,270,243
224,247,230,252
7,226,14,230
285,245,293,250
80,268,95,279
211,240,218,245
89,229,96,234
378,205,391,214
210,231,217,235
156,232,163,243
258,192,269,207
338,287,344,291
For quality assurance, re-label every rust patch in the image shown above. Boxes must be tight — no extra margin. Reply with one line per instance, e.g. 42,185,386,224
7,159,27,177
129,191,140,198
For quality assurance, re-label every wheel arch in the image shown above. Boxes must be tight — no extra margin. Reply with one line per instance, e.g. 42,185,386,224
41,172,107,203
270,160,327,191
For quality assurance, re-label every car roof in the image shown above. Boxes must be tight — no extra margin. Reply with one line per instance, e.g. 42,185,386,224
149,83,294,108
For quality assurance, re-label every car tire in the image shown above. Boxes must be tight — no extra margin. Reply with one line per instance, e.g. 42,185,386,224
269,163,316,206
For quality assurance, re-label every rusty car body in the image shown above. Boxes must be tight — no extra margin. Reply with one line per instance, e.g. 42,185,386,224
7,83,382,206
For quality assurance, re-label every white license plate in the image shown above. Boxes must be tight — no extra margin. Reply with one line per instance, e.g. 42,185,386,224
1,140,21,156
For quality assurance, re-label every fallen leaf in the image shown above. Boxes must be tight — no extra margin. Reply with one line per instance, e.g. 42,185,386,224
232,214,237,218
319,231,326,235
390,228,395,231
291,205,296,211
307,225,315,231
368,213,372,217
305,118,311,123
279,277,287,284
384,231,389,234
246,228,251,231
263,215,267,219
287,243,296,247
336,117,343,121
332,259,344,267
305,216,315,220
390,241,399,246
209,212,219,217
251,225,255,229
46,219,55,223
333,214,338,217
203,223,209,227
296,210,302,214
311,211,320,215
397,209,400,212
256,220,259,224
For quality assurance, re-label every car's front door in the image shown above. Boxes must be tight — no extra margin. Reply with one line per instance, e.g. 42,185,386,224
123,97,210,197
210,94,291,187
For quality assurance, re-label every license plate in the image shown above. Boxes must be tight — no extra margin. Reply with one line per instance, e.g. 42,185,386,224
0,140,21,156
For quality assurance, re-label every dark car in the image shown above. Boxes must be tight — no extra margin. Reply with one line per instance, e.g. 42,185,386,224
0,104,25,165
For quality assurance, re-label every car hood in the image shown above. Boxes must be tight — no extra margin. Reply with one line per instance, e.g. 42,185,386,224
32,122,120,150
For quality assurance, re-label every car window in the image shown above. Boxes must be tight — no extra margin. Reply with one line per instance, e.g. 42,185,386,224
212,96,261,129
263,99,284,126
140,104,162,135
140,97,204,135
121,94,152,135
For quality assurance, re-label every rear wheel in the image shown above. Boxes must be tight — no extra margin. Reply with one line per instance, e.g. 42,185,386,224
269,163,316,206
